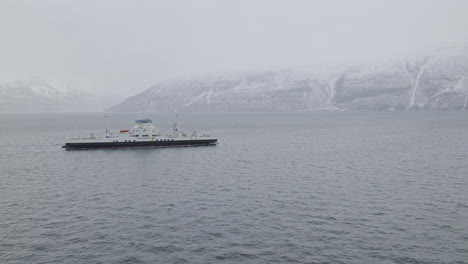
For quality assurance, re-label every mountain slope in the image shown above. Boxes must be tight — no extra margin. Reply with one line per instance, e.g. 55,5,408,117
110,46,468,112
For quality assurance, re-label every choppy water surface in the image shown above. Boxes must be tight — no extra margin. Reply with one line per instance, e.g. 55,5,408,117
1,112,467,264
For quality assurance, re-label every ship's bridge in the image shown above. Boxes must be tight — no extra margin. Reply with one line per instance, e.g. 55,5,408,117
132,118,159,135
135,119,152,124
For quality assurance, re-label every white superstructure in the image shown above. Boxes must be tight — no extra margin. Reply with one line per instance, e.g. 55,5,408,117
65,117,216,144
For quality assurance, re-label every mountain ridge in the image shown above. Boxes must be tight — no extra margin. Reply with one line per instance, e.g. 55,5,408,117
110,46,468,112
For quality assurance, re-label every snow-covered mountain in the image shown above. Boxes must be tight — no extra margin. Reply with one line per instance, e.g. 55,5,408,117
110,46,468,112
0,78,107,113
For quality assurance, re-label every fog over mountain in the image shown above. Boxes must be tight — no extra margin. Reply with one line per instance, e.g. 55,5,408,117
2,0,468,100
110,47,468,112
2,1,468,112
3,46,467,113
0,78,117,113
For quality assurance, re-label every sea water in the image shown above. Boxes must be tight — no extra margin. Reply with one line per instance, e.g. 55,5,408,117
1,111,467,263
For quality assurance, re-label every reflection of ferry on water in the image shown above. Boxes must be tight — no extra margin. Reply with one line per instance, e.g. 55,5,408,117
62,116,217,150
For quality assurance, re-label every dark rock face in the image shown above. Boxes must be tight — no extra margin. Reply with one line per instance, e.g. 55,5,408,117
110,47,468,112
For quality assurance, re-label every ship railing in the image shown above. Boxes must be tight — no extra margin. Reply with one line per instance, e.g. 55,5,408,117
66,136,97,141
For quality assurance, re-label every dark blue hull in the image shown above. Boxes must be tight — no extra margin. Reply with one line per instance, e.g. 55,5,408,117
63,139,217,150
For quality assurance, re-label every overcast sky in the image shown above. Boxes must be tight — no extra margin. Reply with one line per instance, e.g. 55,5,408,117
1,0,468,97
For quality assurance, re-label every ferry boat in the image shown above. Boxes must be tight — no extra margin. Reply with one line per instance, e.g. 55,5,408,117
62,116,217,150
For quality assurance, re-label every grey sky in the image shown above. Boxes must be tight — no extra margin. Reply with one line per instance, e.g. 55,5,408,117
1,0,468,97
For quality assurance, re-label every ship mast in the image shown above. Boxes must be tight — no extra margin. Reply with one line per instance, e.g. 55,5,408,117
105,115,109,134
173,114,179,132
